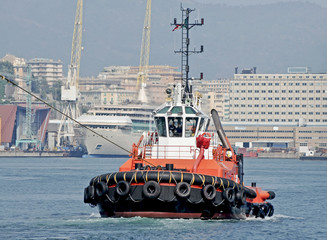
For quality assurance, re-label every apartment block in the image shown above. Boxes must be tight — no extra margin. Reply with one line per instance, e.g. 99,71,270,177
27,58,63,85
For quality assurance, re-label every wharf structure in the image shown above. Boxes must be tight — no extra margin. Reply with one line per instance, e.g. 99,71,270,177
222,67,327,154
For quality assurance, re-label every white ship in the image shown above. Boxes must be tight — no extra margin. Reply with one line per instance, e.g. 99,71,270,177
76,104,155,157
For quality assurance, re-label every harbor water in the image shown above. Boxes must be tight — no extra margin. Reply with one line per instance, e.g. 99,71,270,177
0,157,326,240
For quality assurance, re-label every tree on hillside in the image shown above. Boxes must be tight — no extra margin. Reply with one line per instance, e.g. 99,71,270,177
0,61,14,103
51,80,62,101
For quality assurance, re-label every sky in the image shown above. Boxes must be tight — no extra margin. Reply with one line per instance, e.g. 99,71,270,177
0,0,326,79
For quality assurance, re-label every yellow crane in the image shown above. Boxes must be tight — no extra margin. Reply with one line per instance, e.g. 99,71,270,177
57,0,83,147
136,0,151,103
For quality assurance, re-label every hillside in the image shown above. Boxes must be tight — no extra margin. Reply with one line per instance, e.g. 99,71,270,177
0,0,326,79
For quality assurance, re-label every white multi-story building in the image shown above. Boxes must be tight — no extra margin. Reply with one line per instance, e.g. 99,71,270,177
27,58,63,85
223,67,327,151
229,69,327,124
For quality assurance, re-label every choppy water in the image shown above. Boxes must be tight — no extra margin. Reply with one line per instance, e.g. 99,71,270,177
0,157,326,239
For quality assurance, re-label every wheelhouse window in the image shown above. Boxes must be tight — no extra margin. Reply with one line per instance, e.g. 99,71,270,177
185,107,197,114
171,106,183,114
157,106,170,114
185,117,199,137
198,118,205,132
205,119,210,131
168,117,183,137
155,117,167,137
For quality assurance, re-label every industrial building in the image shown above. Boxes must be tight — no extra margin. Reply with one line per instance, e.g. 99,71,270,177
0,105,51,149
223,67,327,152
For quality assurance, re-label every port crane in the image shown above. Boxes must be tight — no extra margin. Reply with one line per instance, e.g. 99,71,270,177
57,0,83,147
15,66,42,149
136,0,151,103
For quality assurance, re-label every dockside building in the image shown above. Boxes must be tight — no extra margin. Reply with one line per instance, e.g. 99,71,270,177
224,67,327,151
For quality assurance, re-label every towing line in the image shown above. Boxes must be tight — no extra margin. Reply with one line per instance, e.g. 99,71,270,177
0,74,136,156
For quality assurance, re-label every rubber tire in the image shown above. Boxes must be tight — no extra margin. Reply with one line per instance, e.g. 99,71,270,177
235,189,247,205
268,191,276,200
84,185,95,203
202,184,216,201
95,182,108,197
267,205,274,217
115,181,130,197
175,182,191,198
143,181,161,199
223,188,235,203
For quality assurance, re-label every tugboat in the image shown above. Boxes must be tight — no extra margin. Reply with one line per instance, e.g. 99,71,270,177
84,6,275,219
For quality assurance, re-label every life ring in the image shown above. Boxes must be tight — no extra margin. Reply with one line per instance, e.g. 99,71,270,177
223,188,235,203
115,181,130,197
202,184,216,201
235,189,247,205
143,181,161,199
95,182,108,197
175,182,191,198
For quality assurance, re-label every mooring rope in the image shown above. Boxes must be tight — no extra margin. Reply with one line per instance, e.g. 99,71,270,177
0,74,143,157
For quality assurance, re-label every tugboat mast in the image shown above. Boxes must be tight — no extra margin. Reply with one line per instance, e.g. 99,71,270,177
172,5,204,103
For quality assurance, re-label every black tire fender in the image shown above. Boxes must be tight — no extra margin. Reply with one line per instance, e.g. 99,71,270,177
202,184,216,201
115,181,130,197
143,181,161,199
84,185,94,203
223,188,235,203
175,182,191,198
95,182,108,197
267,204,274,217
268,191,275,200
235,189,247,205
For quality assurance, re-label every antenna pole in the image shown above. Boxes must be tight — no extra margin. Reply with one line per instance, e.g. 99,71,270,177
172,5,204,102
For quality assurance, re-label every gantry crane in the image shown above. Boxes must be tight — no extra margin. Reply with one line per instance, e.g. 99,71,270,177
57,0,83,147
136,0,151,103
